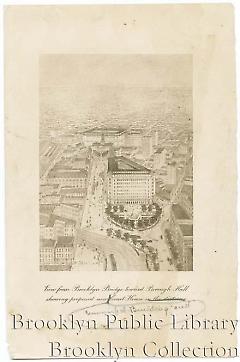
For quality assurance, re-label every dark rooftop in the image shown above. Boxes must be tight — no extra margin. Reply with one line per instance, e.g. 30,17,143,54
155,147,165,154
56,236,74,248
127,129,143,135
48,214,76,227
172,204,190,220
40,214,50,226
40,239,56,248
182,185,193,203
108,156,151,173
179,224,193,237
48,170,87,178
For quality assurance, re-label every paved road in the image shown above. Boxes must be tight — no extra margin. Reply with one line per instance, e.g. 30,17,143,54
75,229,147,271
80,154,106,230
74,151,182,271
170,153,193,205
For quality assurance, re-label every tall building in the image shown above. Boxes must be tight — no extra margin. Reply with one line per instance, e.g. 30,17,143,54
153,148,167,170
125,129,143,147
166,162,177,185
153,129,159,147
107,156,155,205
142,135,153,158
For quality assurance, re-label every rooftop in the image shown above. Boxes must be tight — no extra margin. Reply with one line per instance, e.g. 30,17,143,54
127,129,143,135
40,239,56,248
56,236,74,248
48,214,76,227
172,204,190,220
40,214,50,226
108,156,151,173
182,185,193,203
155,147,165,154
179,224,193,237
82,127,125,136
60,187,86,195
48,170,87,178
40,203,56,213
61,203,82,209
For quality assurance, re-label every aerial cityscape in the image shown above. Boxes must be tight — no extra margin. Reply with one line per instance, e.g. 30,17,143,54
39,55,193,271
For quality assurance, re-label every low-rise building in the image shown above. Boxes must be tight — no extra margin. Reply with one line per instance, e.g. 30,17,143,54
40,193,61,204
40,213,77,239
71,157,88,169
167,203,193,271
54,203,80,221
47,169,87,188
55,236,74,265
40,239,57,266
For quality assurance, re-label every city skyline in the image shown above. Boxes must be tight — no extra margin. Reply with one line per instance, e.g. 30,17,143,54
40,54,192,128
39,54,193,272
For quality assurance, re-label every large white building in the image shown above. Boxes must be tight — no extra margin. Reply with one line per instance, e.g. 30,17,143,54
125,129,143,147
107,156,155,205
142,135,154,158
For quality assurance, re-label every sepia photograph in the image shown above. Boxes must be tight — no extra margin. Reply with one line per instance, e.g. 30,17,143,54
39,54,193,272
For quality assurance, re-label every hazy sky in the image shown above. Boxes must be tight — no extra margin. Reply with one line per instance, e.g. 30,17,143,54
40,54,192,89
40,55,192,125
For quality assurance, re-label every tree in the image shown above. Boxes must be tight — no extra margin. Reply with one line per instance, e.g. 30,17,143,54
124,218,130,227
148,246,154,254
113,205,118,213
129,219,135,229
119,204,124,212
106,203,112,213
140,240,147,248
142,204,147,212
148,204,153,212
106,228,113,237
118,217,124,225
115,229,121,239
137,219,143,228
151,216,157,224
123,232,130,241
143,218,149,227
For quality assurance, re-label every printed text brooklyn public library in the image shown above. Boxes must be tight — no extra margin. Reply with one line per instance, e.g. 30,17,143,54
12,313,238,335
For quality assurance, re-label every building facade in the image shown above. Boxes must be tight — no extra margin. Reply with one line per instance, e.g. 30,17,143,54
55,236,74,265
46,170,87,188
168,203,193,271
125,129,143,147
40,239,57,266
107,156,155,205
